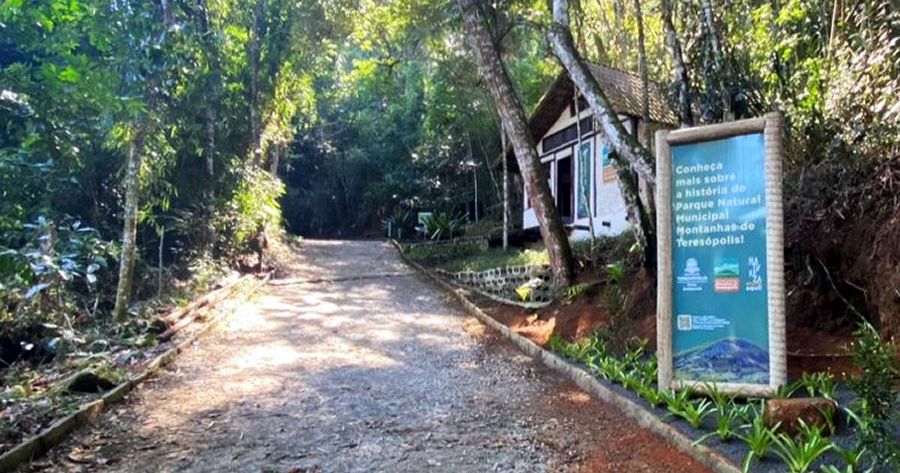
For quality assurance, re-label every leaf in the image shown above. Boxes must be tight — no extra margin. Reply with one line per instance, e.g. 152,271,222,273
25,282,50,299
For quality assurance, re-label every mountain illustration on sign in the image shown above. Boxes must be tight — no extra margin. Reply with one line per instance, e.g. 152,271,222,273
674,337,769,384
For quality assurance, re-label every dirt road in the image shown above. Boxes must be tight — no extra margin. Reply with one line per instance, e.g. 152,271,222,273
25,240,708,473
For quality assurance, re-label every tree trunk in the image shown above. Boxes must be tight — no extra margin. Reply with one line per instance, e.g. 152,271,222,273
457,0,574,288
197,0,219,252
591,32,609,65
549,0,656,266
547,4,655,184
248,0,265,165
633,0,651,146
113,119,150,322
501,121,509,250
660,0,695,126
474,136,500,200
699,0,733,121
613,0,629,67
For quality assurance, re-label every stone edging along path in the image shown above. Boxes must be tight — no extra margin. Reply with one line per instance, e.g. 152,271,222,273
391,241,741,473
0,273,272,472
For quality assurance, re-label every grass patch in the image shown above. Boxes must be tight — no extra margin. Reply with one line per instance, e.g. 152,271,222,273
438,246,548,272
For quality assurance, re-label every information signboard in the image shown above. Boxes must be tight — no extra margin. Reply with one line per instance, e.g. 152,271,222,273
656,113,786,396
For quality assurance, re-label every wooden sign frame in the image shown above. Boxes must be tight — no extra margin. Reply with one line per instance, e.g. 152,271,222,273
655,112,786,397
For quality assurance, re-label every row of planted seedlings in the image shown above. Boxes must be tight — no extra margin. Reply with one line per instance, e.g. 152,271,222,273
547,331,894,473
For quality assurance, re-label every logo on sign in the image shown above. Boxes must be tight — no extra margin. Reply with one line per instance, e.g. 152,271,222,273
745,256,763,292
676,258,708,292
713,258,740,293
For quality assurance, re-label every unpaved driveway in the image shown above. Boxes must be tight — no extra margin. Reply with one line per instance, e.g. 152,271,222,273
24,240,707,473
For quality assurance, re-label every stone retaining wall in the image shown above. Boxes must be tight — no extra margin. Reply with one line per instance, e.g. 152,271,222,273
436,265,552,308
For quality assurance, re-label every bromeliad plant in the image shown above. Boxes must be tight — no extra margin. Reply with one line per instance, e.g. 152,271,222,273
676,398,716,429
798,372,838,401
771,420,835,473
695,401,743,444
738,401,778,472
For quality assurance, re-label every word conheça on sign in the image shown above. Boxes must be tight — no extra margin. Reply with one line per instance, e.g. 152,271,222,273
655,113,787,397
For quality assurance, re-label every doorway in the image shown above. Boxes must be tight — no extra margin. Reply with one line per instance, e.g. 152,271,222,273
556,156,573,222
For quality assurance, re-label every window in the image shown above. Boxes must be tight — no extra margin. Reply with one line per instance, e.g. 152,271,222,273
541,117,594,154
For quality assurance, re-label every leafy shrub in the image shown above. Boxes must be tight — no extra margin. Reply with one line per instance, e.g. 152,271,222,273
598,262,630,350
423,212,466,240
846,321,900,468
215,164,285,259
0,216,115,357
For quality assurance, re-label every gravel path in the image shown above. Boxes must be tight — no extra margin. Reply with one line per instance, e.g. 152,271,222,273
24,240,708,473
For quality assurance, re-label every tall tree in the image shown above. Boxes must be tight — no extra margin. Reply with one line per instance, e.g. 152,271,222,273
547,0,656,266
248,0,266,166
700,0,733,121
114,3,169,321
457,0,574,288
660,0,695,126
633,0,651,145
193,0,222,252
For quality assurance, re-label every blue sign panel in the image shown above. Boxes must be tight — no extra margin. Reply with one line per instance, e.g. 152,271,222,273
670,133,769,384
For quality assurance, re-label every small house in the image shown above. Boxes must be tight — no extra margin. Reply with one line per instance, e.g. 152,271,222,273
508,64,677,240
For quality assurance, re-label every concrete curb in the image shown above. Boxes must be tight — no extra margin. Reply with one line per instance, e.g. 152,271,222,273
0,274,271,472
391,240,741,473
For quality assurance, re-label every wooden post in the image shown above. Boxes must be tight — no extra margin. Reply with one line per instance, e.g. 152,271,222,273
764,111,787,390
655,129,673,390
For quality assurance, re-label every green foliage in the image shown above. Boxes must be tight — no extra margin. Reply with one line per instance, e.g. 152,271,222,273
774,380,802,399
693,384,741,444
739,403,778,472
597,262,630,350
672,397,716,429
846,321,900,468
439,247,548,272
562,282,589,303
822,445,872,473
216,164,285,258
694,401,742,445
1,216,114,333
798,372,837,401
404,239,488,267
423,212,466,241
771,420,834,473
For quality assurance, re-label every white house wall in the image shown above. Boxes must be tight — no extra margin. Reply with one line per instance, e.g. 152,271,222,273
523,105,635,241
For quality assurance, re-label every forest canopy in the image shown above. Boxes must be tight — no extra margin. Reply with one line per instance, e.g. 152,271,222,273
1,0,899,354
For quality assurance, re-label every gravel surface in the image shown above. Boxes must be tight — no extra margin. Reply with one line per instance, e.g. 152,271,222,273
22,240,708,473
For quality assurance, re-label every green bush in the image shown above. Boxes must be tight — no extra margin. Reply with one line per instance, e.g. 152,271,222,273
215,164,285,259
0,216,115,353
846,321,900,468
422,212,466,241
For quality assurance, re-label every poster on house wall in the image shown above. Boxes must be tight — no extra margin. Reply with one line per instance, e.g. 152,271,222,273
577,141,592,219
601,145,615,183
656,114,786,397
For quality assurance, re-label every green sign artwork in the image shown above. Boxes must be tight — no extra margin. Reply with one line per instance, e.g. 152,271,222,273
669,133,770,384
